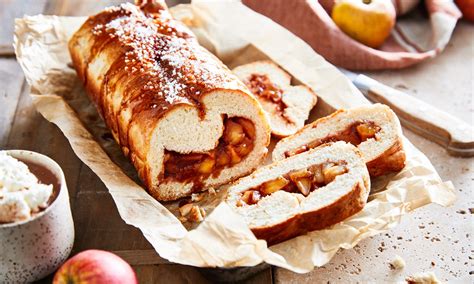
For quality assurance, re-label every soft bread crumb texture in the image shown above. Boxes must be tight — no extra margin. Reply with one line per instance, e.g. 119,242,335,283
68,3,271,201
273,104,405,176
226,142,370,242
233,60,317,137
149,91,270,200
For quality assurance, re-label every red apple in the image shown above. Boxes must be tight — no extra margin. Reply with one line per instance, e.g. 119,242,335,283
53,250,138,284
455,0,474,22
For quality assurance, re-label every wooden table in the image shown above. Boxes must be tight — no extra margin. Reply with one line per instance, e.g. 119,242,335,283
1,1,472,282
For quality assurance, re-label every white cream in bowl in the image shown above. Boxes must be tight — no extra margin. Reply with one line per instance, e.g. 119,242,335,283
0,151,54,223
0,150,74,282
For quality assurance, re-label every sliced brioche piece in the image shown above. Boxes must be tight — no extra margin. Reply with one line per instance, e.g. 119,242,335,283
226,142,370,245
233,60,318,137
68,2,271,201
273,104,406,176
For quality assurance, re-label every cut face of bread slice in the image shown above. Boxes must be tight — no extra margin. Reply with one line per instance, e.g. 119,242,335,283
273,104,406,176
68,2,271,201
226,142,370,245
233,60,318,137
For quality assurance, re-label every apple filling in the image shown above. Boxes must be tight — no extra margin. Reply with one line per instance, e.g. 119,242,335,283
163,116,255,189
237,161,348,206
284,121,381,157
246,74,292,123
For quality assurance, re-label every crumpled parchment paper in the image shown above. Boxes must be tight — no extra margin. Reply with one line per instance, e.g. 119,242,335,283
13,0,456,273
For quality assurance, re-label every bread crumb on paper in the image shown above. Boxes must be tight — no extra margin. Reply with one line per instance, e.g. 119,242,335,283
208,187,216,196
405,272,441,284
191,193,203,202
389,255,406,270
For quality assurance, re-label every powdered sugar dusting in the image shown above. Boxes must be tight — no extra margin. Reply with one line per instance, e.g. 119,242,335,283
92,3,237,106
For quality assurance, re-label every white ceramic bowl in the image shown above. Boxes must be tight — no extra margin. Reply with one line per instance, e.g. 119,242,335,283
0,150,75,282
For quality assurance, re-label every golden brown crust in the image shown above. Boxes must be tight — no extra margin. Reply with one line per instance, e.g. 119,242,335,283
69,3,247,132
233,60,318,137
68,3,269,200
274,106,407,176
367,138,406,177
251,182,367,246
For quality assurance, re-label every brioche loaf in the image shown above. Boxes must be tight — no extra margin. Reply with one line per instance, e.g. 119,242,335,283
226,142,370,245
68,1,271,201
273,104,405,176
233,61,317,137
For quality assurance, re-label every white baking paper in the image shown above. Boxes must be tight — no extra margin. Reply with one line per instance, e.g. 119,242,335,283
13,0,455,273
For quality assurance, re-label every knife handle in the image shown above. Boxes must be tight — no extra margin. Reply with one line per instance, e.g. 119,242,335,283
358,75,474,157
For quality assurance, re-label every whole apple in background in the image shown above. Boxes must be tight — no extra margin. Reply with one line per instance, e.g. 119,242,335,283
321,0,420,16
331,0,396,48
53,250,138,284
455,0,474,22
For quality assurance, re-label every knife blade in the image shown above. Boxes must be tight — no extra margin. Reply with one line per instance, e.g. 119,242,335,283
339,68,474,157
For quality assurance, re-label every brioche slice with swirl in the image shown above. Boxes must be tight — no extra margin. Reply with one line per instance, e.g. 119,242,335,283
273,104,405,176
233,61,318,137
226,142,370,245
68,1,270,201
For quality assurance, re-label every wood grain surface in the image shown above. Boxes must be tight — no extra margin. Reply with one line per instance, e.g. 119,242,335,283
1,0,272,283
0,0,472,283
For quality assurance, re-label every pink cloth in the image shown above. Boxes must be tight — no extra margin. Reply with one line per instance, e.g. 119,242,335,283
242,0,461,70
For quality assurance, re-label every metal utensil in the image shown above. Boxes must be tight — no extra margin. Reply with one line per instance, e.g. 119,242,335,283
339,68,474,157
